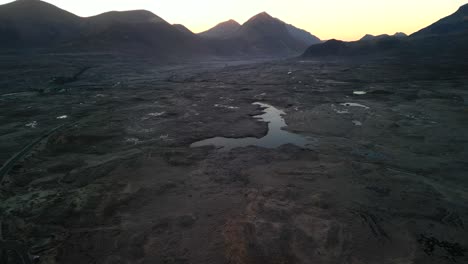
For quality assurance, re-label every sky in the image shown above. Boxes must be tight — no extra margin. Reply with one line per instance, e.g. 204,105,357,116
1,0,466,40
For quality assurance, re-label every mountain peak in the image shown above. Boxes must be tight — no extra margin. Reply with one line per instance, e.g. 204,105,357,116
393,32,407,37
86,10,166,25
14,0,40,3
243,11,279,26
360,34,375,41
225,19,241,26
198,19,241,39
93,10,162,20
0,0,81,22
2,0,69,10
251,11,274,20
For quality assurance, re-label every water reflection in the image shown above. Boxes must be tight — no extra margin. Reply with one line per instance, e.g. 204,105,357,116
191,102,314,151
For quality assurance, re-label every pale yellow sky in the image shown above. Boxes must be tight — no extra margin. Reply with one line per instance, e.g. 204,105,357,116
1,0,466,40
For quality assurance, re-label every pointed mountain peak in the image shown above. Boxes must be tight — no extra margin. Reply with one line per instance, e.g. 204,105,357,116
256,12,272,18
199,19,241,39
244,11,280,26
249,11,274,21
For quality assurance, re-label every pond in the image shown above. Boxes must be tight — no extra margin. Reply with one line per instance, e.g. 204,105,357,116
191,102,314,151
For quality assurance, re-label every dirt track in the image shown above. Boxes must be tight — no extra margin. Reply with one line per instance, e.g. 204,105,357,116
1,53,468,263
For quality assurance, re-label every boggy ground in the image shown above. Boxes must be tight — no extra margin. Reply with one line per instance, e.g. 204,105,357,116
0,53,468,264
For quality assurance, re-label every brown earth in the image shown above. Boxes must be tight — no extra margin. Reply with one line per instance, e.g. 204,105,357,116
0,53,467,264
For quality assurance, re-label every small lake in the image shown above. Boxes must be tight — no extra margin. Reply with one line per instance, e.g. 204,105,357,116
191,102,314,151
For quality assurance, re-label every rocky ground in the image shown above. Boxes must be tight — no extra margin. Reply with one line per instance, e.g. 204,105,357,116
0,53,468,264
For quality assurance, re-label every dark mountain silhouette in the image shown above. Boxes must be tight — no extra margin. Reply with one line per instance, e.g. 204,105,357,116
303,37,404,57
360,34,388,41
231,12,321,56
74,16,208,58
0,0,82,47
76,22,202,53
83,10,165,34
0,0,209,58
199,19,241,39
0,1,319,57
285,23,321,45
173,24,195,35
199,12,320,56
360,32,407,41
412,4,468,36
303,39,349,56
393,32,407,38
303,4,468,60
70,8,208,58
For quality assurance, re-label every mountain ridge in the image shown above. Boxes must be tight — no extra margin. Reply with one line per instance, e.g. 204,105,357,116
198,19,241,39
412,3,468,36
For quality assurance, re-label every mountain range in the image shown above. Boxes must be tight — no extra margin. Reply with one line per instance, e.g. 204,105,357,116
0,0,321,58
1,0,467,61
303,3,468,60
360,32,407,41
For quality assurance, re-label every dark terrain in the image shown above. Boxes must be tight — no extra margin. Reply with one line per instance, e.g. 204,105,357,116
1,51,467,264
0,0,321,58
1,1,468,264
303,4,468,59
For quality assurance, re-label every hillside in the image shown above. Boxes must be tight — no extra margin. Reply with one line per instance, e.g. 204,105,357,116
233,12,320,55
412,4,468,36
0,0,82,47
303,4,468,60
198,19,241,39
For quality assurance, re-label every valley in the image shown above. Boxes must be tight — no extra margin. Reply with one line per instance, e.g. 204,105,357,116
1,1,468,263
0,53,467,264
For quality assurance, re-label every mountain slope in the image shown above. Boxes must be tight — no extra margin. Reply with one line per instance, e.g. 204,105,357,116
0,0,82,47
75,22,207,58
0,1,208,58
412,4,468,36
73,17,209,58
303,4,468,60
285,23,321,45
83,10,165,34
303,37,404,57
200,13,320,56
233,12,320,55
173,24,195,35
0,1,320,58
199,19,241,39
